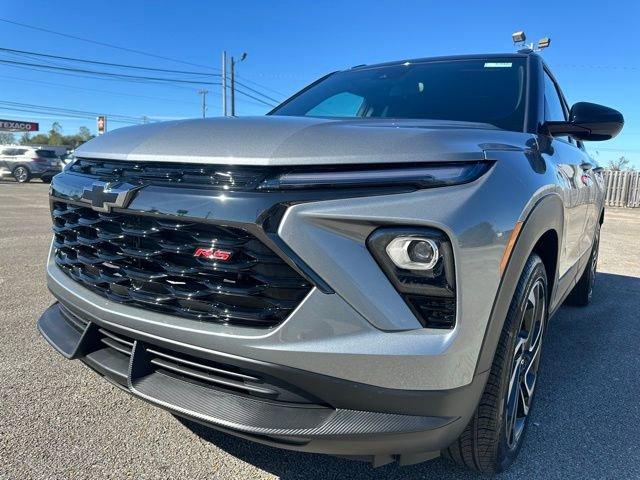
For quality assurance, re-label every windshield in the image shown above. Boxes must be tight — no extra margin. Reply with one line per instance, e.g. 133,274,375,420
271,58,527,131
36,150,58,158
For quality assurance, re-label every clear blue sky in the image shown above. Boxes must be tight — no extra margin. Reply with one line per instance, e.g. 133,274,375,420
1,0,638,165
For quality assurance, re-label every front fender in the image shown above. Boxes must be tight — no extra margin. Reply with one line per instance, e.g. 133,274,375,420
474,193,564,375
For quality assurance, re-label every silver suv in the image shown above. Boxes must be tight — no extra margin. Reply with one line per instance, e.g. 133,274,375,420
0,146,62,183
37,52,623,473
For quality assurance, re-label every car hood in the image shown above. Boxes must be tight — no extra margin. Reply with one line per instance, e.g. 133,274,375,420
76,116,532,166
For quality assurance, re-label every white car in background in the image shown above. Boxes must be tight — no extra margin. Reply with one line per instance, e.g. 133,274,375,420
0,146,63,183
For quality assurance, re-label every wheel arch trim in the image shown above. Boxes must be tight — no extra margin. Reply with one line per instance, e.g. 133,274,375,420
474,193,563,375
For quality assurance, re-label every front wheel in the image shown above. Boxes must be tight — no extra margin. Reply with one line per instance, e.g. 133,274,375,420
445,254,547,473
13,166,31,183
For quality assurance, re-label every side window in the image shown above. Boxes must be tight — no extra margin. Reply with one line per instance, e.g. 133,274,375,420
543,71,575,143
306,92,365,117
543,72,566,122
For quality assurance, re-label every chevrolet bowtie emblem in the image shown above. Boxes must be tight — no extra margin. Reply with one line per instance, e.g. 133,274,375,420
80,181,141,212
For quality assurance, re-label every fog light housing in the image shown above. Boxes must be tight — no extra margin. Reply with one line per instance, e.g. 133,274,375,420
386,237,439,270
367,228,456,329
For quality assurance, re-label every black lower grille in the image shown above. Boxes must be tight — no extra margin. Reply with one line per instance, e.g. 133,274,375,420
407,296,456,329
99,328,134,356
52,201,311,327
143,345,315,403
59,305,90,333
80,323,316,404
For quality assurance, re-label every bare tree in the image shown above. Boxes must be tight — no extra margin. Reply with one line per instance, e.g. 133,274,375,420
607,156,630,171
0,132,16,144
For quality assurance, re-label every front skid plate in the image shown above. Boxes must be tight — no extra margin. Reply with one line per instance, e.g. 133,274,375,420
37,302,456,441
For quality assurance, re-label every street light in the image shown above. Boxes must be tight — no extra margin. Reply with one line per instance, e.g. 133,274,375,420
511,31,551,52
538,37,551,50
512,31,526,44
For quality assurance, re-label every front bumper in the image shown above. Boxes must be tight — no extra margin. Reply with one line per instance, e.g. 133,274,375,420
38,159,531,460
45,166,521,391
38,301,487,461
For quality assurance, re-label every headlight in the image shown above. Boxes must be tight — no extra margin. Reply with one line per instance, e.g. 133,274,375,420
258,161,492,190
63,158,77,172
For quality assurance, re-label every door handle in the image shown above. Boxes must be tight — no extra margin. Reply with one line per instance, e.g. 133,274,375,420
580,162,593,171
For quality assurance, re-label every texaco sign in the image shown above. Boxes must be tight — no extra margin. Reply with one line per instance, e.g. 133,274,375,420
0,119,39,132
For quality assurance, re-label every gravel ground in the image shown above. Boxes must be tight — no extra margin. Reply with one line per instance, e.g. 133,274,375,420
1,181,639,480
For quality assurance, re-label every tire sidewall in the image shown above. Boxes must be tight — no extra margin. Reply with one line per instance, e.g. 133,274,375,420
495,256,548,470
13,166,30,183
587,226,600,302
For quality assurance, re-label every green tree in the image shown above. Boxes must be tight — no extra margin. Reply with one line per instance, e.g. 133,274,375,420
14,124,95,147
48,122,63,145
61,126,95,148
0,132,16,144
19,132,31,144
28,133,50,145
78,126,92,142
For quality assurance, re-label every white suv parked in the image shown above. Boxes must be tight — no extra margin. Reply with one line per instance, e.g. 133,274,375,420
0,146,63,183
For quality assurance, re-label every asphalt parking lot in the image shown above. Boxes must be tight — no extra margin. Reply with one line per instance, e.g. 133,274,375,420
1,181,639,480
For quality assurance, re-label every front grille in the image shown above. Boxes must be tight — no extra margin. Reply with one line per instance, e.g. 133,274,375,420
52,201,311,327
68,158,273,189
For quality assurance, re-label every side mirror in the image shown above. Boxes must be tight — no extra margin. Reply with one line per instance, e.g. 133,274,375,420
543,102,624,141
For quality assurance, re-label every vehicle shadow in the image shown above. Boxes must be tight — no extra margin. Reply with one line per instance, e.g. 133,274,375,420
0,177,48,184
178,271,640,479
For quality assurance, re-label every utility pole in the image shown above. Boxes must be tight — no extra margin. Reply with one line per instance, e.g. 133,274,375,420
230,56,235,117
198,89,208,118
221,51,227,116
229,52,247,117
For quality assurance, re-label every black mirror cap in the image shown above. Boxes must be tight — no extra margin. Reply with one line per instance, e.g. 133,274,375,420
570,102,624,141
543,102,624,141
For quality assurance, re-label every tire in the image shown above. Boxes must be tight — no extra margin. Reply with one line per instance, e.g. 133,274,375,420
41,176,52,184
13,166,31,183
444,254,548,474
566,225,600,307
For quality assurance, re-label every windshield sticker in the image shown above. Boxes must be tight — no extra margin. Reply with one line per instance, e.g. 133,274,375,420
484,62,513,68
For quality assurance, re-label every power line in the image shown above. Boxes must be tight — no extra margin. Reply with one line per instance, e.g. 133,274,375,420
233,76,289,99
0,74,203,106
0,46,284,104
0,107,139,125
2,61,204,92
231,85,275,107
0,17,213,70
2,61,275,111
0,17,288,101
0,58,276,106
0,46,218,76
0,100,150,122
232,79,281,104
0,58,220,85
0,47,280,106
